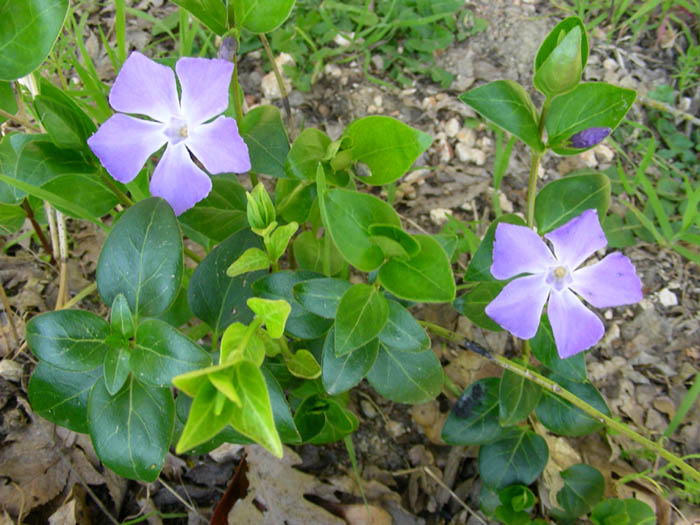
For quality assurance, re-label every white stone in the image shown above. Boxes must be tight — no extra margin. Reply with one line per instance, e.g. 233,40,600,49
594,143,615,163
497,190,513,213
324,63,342,78
455,144,486,165
373,94,383,107
444,118,461,138
455,128,475,146
579,149,598,168
603,58,618,71
430,207,452,226
0,359,22,382
334,32,355,47
658,288,678,307
477,136,493,152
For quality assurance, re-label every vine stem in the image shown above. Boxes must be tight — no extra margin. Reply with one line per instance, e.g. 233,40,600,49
259,33,296,140
420,320,700,485
20,199,55,264
0,107,40,132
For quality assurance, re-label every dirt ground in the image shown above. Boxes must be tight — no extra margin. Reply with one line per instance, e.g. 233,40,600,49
1,0,699,523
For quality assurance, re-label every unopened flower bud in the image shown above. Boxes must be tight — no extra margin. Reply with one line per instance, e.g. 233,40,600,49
570,127,611,148
246,183,276,231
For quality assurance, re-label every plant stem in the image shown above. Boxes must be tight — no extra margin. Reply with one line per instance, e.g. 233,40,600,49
183,246,202,264
526,152,542,228
259,33,296,140
0,108,40,132
98,168,133,207
20,199,55,264
59,282,97,310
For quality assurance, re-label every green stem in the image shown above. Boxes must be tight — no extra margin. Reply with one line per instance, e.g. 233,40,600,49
183,246,202,264
21,199,55,264
421,320,700,485
0,107,40,132
444,375,462,397
59,282,97,310
526,152,542,228
98,168,133,207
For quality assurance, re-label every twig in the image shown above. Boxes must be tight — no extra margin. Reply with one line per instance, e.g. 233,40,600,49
158,477,207,522
0,107,40,132
20,199,55,265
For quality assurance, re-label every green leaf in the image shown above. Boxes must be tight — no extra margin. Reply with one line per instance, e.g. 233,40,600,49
442,377,511,446
97,198,183,318
378,234,455,302
246,182,276,231
334,283,389,356
110,293,135,340
535,374,610,436
0,202,25,234
591,499,656,525
533,18,586,98
179,174,248,243
320,188,401,272
286,349,321,379
226,247,269,278
342,116,432,185
499,369,542,425
34,78,96,151
366,344,443,404
378,299,430,353
247,298,291,339
293,278,352,319
368,223,421,258
546,83,636,154
464,214,526,282
28,361,101,434
131,319,211,387
294,394,358,444
459,81,544,152
285,128,330,180
0,81,18,124
530,315,586,382
553,464,605,520
275,178,315,223
233,0,295,33
0,133,40,204
188,228,263,334
534,173,610,234
252,270,333,339
453,281,505,331
176,380,235,453
293,230,345,275
534,17,588,73
261,366,301,444
220,323,265,366
478,430,549,490
228,360,283,457
0,0,69,81
103,343,130,395
89,377,174,482
322,327,378,395
267,221,298,262
26,310,110,371
239,105,290,178
170,0,227,35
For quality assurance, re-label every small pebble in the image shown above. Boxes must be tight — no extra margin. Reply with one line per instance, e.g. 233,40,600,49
594,144,614,163
0,359,22,382
455,144,485,165
657,288,678,307
444,118,460,138
579,149,598,168
430,208,452,226
455,128,475,147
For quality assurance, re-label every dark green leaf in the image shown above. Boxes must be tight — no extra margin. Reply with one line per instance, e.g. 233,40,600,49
97,198,183,318
459,81,544,152
103,343,130,395
554,464,605,520
322,327,378,395
366,344,443,404
499,369,541,425
0,202,25,234
261,366,301,444
110,293,134,340
0,81,18,123
28,361,101,434
464,214,526,282
294,394,358,444
530,315,586,382
478,430,549,490
453,281,505,331
0,133,39,204
293,278,352,319
335,283,389,356
239,105,289,178
26,310,109,371
591,499,655,525
378,299,430,353
89,377,174,481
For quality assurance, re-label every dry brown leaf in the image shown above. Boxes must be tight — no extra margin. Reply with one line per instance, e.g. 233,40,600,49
228,445,345,524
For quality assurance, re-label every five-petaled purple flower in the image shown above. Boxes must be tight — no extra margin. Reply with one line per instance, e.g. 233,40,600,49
485,209,642,358
88,52,250,215
570,127,611,149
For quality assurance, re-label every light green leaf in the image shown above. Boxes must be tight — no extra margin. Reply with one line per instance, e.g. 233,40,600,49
232,0,295,33
285,128,330,180
240,105,290,178
171,0,227,35
220,322,265,366
268,221,298,262
176,380,235,453
226,247,270,278
286,349,321,379
247,297,291,339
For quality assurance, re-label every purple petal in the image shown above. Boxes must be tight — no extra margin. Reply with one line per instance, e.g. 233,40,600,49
485,274,551,339
109,51,181,122
87,114,166,183
186,116,251,174
176,57,233,126
149,143,212,215
490,223,555,280
544,209,606,269
548,288,604,358
570,252,642,308
570,127,611,148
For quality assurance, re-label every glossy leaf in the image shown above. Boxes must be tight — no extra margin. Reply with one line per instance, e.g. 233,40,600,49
459,81,544,152
26,310,110,371
239,105,289,178
442,378,510,446
89,377,174,482
294,394,358,445
292,278,352,319
334,283,389,356
220,322,265,366
28,361,101,434
320,188,401,272
0,133,42,204
110,293,135,340
177,380,235,453
285,128,330,180
268,221,298,262
535,374,610,436
322,328,378,395
453,281,505,332
534,173,610,234
591,499,655,525
286,349,321,379
530,315,586,382
252,270,333,339
98,198,183,318
170,0,227,35
188,228,263,334
261,366,301,444
545,83,636,154
103,344,130,395
0,0,69,81
464,214,526,282
293,230,345,276
553,464,605,520
378,234,455,303
343,116,432,185
131,319,211,387
226,247,269,278
478,430,549,490
378,300,430,353
368,223,421,258
499,369,542,425
366,344,443,404
0,81,17,123
247,298,291,339
233,0,295,33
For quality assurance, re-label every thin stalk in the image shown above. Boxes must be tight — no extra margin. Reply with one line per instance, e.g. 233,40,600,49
60,282,97,310
421,320,700,485
183,246,202,264
45,201,59,261
115,0,127,65
98,168,133,207
0,108,40,132
259,33,296,139
526,152,542,228
20,200,54,264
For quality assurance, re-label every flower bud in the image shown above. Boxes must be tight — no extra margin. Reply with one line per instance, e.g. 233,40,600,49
246,183,276,231
569,127,611,148
534,17,587,98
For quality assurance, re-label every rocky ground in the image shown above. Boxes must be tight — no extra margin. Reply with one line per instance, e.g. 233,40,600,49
1,0,699,523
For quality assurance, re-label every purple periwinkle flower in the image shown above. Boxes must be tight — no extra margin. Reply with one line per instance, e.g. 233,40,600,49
87,52,250,215
485,209,642,358
570,127,611,148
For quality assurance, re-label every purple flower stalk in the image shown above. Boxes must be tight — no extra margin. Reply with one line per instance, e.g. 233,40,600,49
88,52,250,215
570,127,611,148
485,209,642,358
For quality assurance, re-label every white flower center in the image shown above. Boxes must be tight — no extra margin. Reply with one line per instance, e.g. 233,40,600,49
546,265,572,291
164,117,189,145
